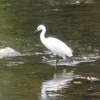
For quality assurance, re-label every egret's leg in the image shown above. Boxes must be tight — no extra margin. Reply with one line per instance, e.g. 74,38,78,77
54,59,58,69
54,60,57,69
54,56,60,69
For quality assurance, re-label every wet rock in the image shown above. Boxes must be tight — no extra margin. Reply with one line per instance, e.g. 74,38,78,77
87,77,100,82
75,1,81,5
0,47,21,58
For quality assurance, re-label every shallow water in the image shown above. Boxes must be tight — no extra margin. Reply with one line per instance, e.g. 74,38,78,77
0,0,100,100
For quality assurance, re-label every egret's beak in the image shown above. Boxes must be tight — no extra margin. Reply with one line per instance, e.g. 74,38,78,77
33,29,38,34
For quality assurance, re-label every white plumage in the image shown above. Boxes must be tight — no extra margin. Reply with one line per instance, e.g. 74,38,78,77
34,25,73,68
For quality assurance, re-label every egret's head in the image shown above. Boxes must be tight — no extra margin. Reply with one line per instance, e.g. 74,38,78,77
37,25,45,31
34,25,45,33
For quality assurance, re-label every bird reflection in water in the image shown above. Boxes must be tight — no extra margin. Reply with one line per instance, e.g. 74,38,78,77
40,69,74,100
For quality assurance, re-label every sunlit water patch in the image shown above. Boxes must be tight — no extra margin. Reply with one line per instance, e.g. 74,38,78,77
49,0,93,5
7,61,25,67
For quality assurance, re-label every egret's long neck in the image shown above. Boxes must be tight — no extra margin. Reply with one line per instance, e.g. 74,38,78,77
40,27,46,43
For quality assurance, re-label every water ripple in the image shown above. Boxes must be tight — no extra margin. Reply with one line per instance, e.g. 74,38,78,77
36,50,100,66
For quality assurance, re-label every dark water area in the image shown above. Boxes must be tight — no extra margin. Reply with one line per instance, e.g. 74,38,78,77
0,0,100,100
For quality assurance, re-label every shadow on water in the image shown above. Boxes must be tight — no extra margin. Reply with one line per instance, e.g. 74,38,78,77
0,0,100,100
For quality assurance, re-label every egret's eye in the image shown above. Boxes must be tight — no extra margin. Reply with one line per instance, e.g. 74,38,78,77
37,28,41,31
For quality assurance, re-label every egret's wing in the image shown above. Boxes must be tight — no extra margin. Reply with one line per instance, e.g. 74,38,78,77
46,37,73,57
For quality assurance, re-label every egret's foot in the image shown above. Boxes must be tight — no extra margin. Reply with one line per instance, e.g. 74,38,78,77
54,59,57,70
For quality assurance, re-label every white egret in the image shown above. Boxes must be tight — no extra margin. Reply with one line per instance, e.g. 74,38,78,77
34,25,73,69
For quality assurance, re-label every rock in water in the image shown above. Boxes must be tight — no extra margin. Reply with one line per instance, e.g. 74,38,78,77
0,47,21,58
